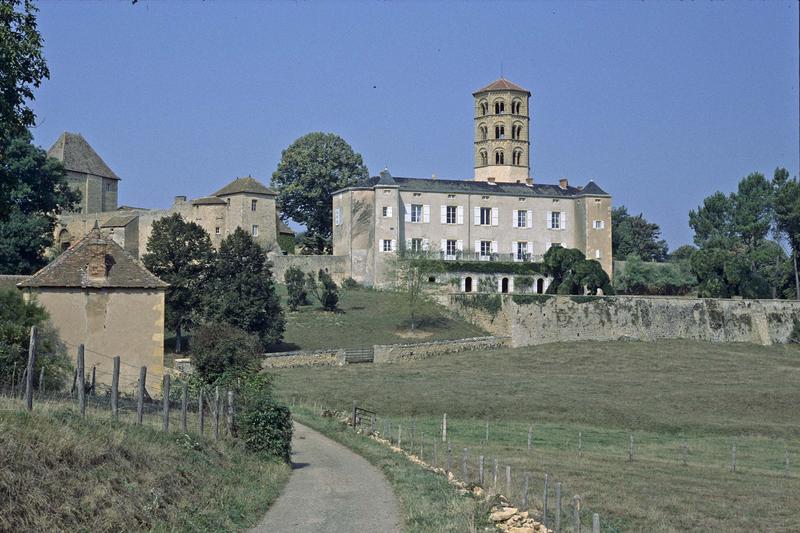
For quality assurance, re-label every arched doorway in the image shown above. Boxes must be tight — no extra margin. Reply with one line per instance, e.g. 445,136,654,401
501,277,509,293
536,278,544,294
464,276,473,293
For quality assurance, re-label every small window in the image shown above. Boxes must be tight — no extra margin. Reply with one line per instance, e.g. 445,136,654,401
251,199,257,211
495,150,504,165
411,238,423,252
517,210,527,228
479,101,488,116
215,227,221,235
513,149,523,165
516,242,527,261
593,220,605,230
479,124,488,140
551,212,561,230
480,207,492,225
382,239,393,252
495,125,505,139
446,239,458,256
335,208,342,226
446,206,457,224
595,249,602,259
480,240,492,257
105,183,113,192
479,150,488,166
512,100,522,114
428,276,436,283
411,204,423,223
552,242,562,248
494,100,505,114
251,224,259,236
382,206,393,218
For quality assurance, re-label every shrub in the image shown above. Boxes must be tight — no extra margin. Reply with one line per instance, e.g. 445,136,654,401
239,394,293,461
307,270,339,311
284,266,308,311
341,277,360,289
790,319,800,344
191,324,262,385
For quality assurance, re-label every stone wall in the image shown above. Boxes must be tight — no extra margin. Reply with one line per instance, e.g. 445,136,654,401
509,295,800,347
262,348,345,368
0,275,28,291
373,335,511,363
270,255,349,283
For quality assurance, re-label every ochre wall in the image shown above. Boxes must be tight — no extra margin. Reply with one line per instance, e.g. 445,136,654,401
23,288,165,393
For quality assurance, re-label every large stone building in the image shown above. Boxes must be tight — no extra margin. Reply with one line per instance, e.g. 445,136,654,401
18,224,167,393
48,132,293,258
332,78,613,288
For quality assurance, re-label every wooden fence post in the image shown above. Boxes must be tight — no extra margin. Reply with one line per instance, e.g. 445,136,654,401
136,366,146,424
352,400,357,430
479,455,485,486
555,482,562,533
199,390,205,434
522,472,529,509
226,390,234,436
573,495,582,533
629,434,634,462
111,356,120,421
493,458,498,490
442,412,447,442
506,465,511,496
592,513,600,533
162,375,170,432
90,365,96,396
543,473,549,528
731,443,737,473
578,431,582,458
24,326,36,412
528,424,533,452
398,424,402,448
446,441,452,474
38,365,45,397
462,447,468,481
485,416,489,444
77,344,86,418
785,447,790,478
181,382,188,433
213,386,220,441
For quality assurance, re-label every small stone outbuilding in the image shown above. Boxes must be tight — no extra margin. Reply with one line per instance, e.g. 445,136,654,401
18,224,167,393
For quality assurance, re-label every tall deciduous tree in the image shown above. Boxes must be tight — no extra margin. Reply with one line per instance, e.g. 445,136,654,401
0,133,79,274
611,206,669,262
0,0,51,220
204,228,285,346
272,132,368,253
772,168,800,299
142,214,215,353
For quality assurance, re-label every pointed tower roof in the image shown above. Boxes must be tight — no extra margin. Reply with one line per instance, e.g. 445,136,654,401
47,132,120,180
212,176,276,197
18,223,167,289
473,78,531,95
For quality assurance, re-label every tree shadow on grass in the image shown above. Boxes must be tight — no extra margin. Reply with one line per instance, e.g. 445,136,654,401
264,341,302,353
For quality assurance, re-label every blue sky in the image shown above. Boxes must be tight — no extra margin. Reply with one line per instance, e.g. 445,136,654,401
30,1,798,248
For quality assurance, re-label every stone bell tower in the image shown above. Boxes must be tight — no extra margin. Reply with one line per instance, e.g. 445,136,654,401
473,78,531,184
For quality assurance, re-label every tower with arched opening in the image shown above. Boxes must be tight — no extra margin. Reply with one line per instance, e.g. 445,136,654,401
473,78,531,184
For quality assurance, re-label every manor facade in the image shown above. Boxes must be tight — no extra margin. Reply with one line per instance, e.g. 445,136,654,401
332,79,613,287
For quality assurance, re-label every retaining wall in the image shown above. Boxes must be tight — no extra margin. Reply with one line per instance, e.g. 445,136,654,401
509,295,800,347
270,255,349,283
262,348,344,368
373,336,511,363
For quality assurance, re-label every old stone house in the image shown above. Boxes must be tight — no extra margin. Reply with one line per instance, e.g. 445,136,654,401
332,78,613,288
18,224,167,393
48,132,293,258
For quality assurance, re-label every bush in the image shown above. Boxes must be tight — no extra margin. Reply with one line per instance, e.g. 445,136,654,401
790,319,800,344
341,277,360,289
239,394,293,461
191,324,262,384
306,270,339,311
284,266,308,311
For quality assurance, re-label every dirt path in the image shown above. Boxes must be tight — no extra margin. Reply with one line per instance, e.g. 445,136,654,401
252,422,401,533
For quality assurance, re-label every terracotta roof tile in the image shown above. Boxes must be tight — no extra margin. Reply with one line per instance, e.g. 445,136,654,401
473,78,530,95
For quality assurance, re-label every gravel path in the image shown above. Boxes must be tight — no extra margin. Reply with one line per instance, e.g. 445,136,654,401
252,422,402,533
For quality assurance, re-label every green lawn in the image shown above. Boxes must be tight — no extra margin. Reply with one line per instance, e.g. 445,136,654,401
270,286,487,351
271,340,800,532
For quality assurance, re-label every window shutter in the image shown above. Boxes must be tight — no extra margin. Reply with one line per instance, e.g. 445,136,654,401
491,207,499,226
474,207,480,225
405,204,411,222
423,205,430,223
512,209,518,228
526,210,533,228
474,240,480,255
497,278,503,292
391,239,397,252
440,239,446,252
457,206,464,224
456,240,463,251
460,277,466,292
386,206,392,217
422,238,429,251
406,238,412,250
509,278,515,293
526,242,533,255
512,241,518,261
546,211,552,229
546,241,551,251
440,205,446,224
491,241,498,254
561,212,567,230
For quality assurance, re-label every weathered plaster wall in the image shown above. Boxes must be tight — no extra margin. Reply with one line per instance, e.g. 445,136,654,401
270,255,349,283
509,295,800,347
373,335,510,363
23,288,165,392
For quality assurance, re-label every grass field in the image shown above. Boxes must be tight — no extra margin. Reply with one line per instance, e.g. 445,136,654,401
0,395,289,531
272,340,800,532
271,286,487,351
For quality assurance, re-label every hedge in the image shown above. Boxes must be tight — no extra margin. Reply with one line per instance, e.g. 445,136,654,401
409,258,545,275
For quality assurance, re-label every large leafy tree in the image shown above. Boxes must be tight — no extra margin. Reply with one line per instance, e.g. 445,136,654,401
772,168,800,299
0,133,79,274
611,206,668,262
272,132,368,253
142,214,215,353
204,228,285,347
543,246,613,295
0,0,51,220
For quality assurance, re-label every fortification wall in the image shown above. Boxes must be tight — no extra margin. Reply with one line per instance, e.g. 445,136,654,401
270,255,349,283
508,295,800,347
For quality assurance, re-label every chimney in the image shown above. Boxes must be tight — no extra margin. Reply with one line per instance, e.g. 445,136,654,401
87,237,112,279
559,178,569,190
174,195,187,206
431,173,437,180
525,178,533,186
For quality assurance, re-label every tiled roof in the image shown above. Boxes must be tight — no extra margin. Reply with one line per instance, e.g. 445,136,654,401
277,217,295,235
47,132,120,180
474,78,531,95
338,175,609,198
213,176,276,197
192,196,228,206
18,225,167,289
101,214,138,228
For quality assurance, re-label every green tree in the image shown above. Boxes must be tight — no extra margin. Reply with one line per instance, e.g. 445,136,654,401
0,0,51,220
205,228,285,346
0,134,80,273
772,168,800,299
272,132,368,253
611,206,668,261
668,244,697,263
142,214,215,353
542,246,585,293
190,323,262,385
284,265,308,311
615,254,696,296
